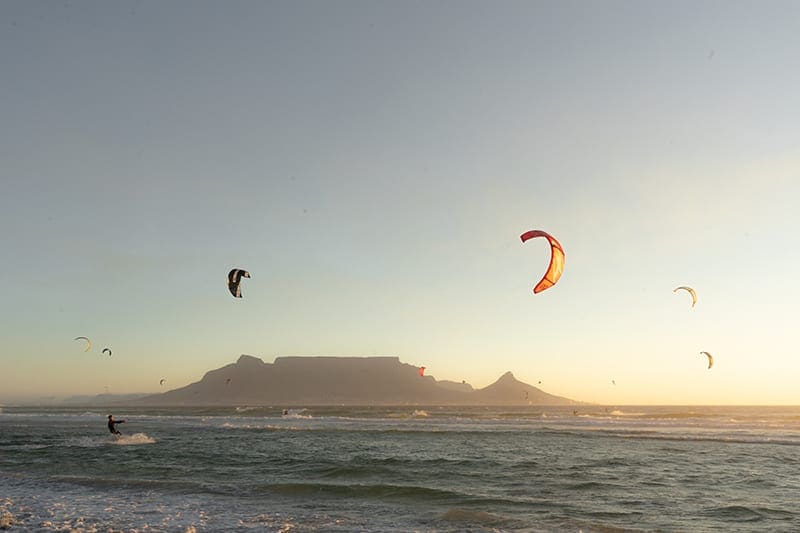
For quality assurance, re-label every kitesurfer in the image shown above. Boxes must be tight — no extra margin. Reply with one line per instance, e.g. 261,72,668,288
107,414,126,435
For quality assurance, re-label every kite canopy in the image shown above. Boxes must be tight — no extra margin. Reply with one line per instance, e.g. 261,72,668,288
673,286,697,307
102,348,112,357
74,337,91,352
520,230,565,293
227,269,250,298
159,379,166,386
700,351,714,369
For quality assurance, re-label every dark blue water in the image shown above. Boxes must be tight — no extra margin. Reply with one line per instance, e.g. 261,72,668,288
2,405,799,531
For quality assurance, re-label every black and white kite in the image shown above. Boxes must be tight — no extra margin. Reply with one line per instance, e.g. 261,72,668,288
227,269,250,298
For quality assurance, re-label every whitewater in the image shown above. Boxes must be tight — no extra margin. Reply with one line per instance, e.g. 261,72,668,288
1,405,799,531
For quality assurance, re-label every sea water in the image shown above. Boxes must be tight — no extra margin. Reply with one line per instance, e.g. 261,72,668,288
2,405,799,532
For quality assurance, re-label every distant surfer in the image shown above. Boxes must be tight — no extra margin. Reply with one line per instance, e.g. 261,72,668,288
107,414,126,435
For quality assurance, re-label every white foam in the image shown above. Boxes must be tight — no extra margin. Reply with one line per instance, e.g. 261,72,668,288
610,410,646,417
113,433,156,445
0,510,15,529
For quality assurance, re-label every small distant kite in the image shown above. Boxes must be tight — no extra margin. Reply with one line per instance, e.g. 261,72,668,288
611,380,616,386
418,367,425,377
520,230,565,293
673,286,697,308
159,379,166,386
74,337,91,352
227,269,250,298
102,348,112,357
700,351,714,369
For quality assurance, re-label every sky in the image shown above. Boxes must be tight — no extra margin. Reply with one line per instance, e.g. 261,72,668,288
1,1,798,405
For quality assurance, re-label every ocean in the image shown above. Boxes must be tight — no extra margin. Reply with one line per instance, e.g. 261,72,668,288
1,405,799,532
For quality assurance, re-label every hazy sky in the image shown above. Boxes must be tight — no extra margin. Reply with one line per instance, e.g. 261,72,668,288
2,1,798,404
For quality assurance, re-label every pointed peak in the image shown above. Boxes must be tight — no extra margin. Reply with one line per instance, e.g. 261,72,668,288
480,371,524,390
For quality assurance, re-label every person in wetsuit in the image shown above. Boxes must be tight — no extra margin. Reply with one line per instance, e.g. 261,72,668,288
107,414,126,435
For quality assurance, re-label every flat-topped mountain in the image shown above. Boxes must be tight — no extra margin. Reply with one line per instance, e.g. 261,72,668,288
132,355,578,406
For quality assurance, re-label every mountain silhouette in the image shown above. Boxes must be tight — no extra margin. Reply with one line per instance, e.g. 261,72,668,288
132,355,579,406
